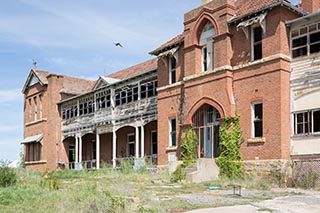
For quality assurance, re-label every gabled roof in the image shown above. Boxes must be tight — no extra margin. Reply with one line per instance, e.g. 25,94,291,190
92,76,120,90
107,58,157,80
22,68,95,95
229,0,306,24
149,33,184,56
22,69,49,93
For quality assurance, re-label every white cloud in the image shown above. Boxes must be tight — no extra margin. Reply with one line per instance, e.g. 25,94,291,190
0,89,22,104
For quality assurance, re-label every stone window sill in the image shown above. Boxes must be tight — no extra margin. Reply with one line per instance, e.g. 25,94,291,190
166,146,177,152
247,137,266,144
25,160,47,165
25,118,47,127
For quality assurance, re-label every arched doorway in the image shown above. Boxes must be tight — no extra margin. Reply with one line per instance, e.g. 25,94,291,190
192,104,220,158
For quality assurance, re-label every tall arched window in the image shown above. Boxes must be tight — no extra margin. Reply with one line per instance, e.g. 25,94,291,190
199,22,215,72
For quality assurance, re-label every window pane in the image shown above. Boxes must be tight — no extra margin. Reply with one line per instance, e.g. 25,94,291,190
309,24,317,32
292,36,307,48
141,85,147,99
292,47,307,58
310,43,320,54
254,44,262,60
254,27,262,42
292,29,299,37
313,111,320,132
254,121,263,137
300,27,307,35
254,103,263,119
310,32,320,43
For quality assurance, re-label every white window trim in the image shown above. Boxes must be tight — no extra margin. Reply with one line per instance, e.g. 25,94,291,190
127,133,135,157
252,101,263,138
169,117,176,147
169,56,176,84
251,25,263,61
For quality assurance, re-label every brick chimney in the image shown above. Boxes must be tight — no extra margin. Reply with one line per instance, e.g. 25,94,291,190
301,0,320,13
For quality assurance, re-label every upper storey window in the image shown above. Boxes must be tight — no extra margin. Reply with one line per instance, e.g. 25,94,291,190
252,26,263,60
169,56,176,84
291,23,320,58
200,22,215,72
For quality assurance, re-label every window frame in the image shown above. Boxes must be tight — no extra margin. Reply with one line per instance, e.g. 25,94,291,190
169,56,176,84
293,109,320,135
251,25,263,61
127,133,135,157
291,23,320,58
25,142,42,162
252,102,263,138
169,117,177,147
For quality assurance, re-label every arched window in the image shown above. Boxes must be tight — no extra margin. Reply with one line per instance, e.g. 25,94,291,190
199,22,215,72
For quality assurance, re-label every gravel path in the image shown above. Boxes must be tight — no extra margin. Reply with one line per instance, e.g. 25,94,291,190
184,189,320,213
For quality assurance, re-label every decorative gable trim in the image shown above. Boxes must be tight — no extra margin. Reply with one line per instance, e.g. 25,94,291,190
92,76,120,90
22,69,45,94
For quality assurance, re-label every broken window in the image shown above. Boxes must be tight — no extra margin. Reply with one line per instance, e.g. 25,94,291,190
252,26,262,60
169,56,176,84
291,22,320,58
133,87,138,101
141,84,147,99
106,95,111,107
253,102,263,138
169,117,176,147
127,133,135,157
294,109,320,135
200,21,215,72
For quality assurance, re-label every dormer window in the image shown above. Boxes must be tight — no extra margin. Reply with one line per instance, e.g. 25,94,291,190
252,26,263,61
169,56,176,84
200,22,215,72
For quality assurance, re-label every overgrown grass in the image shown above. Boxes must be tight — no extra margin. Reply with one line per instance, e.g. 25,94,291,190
0,167,307,212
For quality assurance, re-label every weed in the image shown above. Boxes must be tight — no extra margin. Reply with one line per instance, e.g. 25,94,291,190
105,190,126,213
170,165,186,183
40,178,62,191
0,166,17,187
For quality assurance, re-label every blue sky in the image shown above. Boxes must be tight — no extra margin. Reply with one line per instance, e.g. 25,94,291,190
0,0,300,161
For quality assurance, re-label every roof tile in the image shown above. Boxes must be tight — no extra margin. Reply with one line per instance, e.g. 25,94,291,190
107,58,157,80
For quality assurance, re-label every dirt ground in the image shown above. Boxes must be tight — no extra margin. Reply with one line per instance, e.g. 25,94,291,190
185,188,320,213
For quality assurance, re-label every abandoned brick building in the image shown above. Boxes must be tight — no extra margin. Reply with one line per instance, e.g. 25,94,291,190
22,0,320,172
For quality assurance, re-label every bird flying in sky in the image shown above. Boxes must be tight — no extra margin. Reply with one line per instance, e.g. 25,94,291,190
114,42,123,47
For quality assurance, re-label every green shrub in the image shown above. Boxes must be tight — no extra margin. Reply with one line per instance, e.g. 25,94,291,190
0,167,17,187
170,165,186,183
216,114,244,179
180,127,198,168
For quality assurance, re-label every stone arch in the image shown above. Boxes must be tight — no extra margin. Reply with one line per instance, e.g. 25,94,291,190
186,97,225,124
191,12,219,45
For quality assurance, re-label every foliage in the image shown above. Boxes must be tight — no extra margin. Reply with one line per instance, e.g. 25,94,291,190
180,127,198,167
104,190,126,213
170,165,186,183
0,166,17,188
19,152,25,169
216,113,244,179
171,127,198,182
293,169,318,189
40,178,62,191
137,204,154,213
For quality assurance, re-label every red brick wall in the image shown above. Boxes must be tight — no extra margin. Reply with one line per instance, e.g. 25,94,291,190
301,0,320,13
